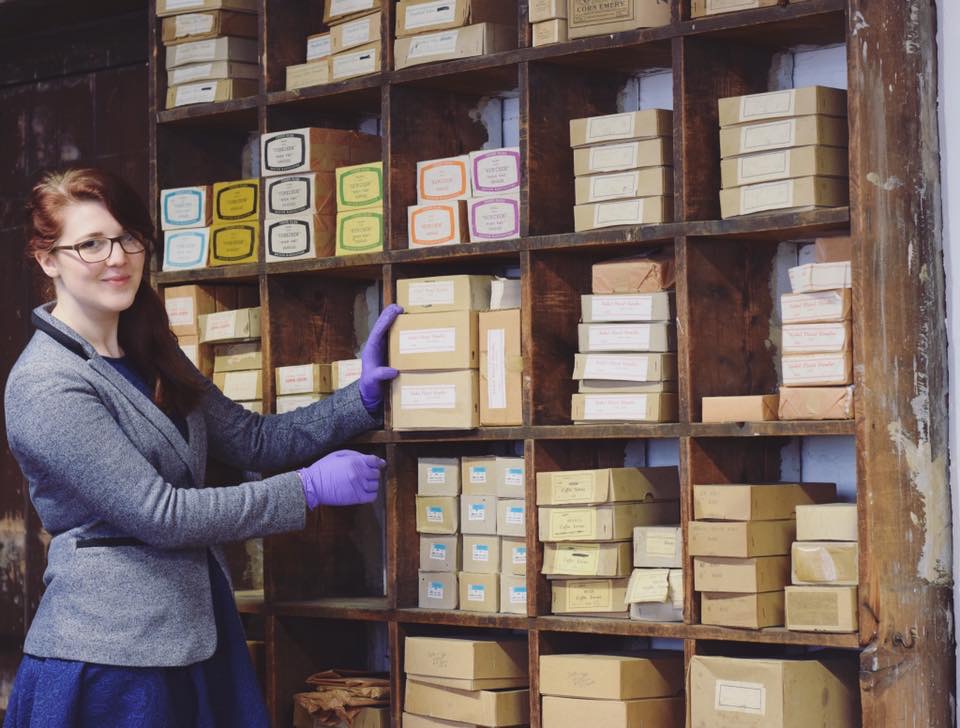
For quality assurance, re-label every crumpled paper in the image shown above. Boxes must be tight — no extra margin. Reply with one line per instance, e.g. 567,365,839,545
294,669,390,727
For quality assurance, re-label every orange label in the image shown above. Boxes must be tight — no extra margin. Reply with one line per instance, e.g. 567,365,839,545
410,204,456,247
418,160,469,201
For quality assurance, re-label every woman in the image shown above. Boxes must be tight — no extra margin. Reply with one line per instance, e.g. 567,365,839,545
3,168,401,727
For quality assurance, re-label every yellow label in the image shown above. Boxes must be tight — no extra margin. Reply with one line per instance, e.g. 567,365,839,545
210,224,257,265
553,543,600,575
548,508,597,540
646,531,678,556
214,180,258,221
565,580,612,610
550,471,599,504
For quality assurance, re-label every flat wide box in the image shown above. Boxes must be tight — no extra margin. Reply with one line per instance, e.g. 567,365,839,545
457,571,499,613
541,695,682,727
575,167,672,205
720,115,848,158
199,307,261,343
688,520,796,557
416,495,460,534
570,109,672,148
479,309,522,426
404,680,529,727
162,10,257,44
700,590,785,629
213,369,262,400
461,495,497,535
462,535,500,573
393,371,479,430
580,292,674,322
167,59,258,85
781,322,851,354
778,385,854,420
161,186,212,230
539,501,680,542
720,176,849,218
166,78,257,108
567,0,670,40
260,128,380,177
336,208,384,256
286,60,331,90
275,364,333,395
721,145,849,188
785,585,858,632
788,261,851,293
571,393,678,423
420,535,461,571
574,196,672,231
796,503,857,541
265,214,334,262
572,353,677,382
539,653,683,700
719,86,847,127
164,36,257,68
330,11,382,53
577,323,675,353
693,482,836,521
633,525,682,568
592,253,675,294
419,571,458,609
394,23,516,70
542,541,633,578
781,289,851,323
165,284,217,336
693,0,807,15
418,457,461,495
389,310,478,371
323,0,381,23
408,201,470,248
209,221,258,266
157,0,255,15
782,351,852,386
398,275,492,314
792,541,859,585
573,138,672,176
396,0,517,37
536,466,680,506
404,636,527,680
551,578,629,615
701,395,779,423
694,556,791,593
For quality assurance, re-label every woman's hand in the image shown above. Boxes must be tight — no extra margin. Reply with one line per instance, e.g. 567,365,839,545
358,303,403,414
298,450,386,508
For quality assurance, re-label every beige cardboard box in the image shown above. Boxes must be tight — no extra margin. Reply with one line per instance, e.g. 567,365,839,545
785,585,858,632
177,335,213,374
701,590,785,629
323,0,381,23
199,307,261,343
416,495,460,534
719,86,847,127
404,636,527,680
592,253,675,294
551,578,630,615
571,393,678,423
209,220,259,266
625,567,682,606
275,394,324,414
294,705,387,728
260,128,380,178
330,42,380,81
782,351,853,386
689,654,859,727
409,673,529,692
494,457,526,498
418,457,461,495
336,161,384,211
542,541,633,578
778,385,854,420
275,364,333,395
570,110,672,148
157,0,256,16
166,78,257,108
532,18,568,45
458,571,499,612
213,341,261,372
237,400,263,414
542,696,682,727
420,535,461,571
404,680,529,726
264,172,336,218
286,61,331,91
213,370,262,400
567,0,670,39
416,155,471,203
577,323,675,352
688,519,796,557
539,501,680,542
572,353,677,382
461,495,497,535
164,36,258,69
389,310,478,371
501,537,527,575
633,525,682,568
578,379,677,394
461,456,500,496
398,275,492,313
780,289,851,323
331,11,382,53
212,179,259,223
392,370,480,430
574,196,672,231
536,466,679,506
479,308,522,427
497,499,526,537
395,23,515,70
160,185,212,230
162,12,257,44
701,394,779,422
418,570,458,609
796,502,857,541
167,59,258,86
788,261,851,293
573,138,672,176
792,541,859,585
720,115,848,158
539,653,683,700
331,358,362,389
499,573,527,614
781,322,851,354
693,0,807,15
401,713,485,727
720,176,849,218
693,483,836,521
336,208,384,256
165,284,217,336
467,195,521,242
580,291,674,322
530,0,566,19
407,201,469,248
575,167,672,205
265,214,334,262
306,32,332,61
815,235,852,262
462,535,501,573
721,145,848,188
396,0,516,37
694,556,791,593
629,599,682,622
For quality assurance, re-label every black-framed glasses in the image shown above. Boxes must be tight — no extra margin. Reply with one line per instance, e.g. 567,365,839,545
51,232,147,263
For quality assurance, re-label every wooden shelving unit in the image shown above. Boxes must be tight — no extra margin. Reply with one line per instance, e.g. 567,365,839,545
147,0,952,725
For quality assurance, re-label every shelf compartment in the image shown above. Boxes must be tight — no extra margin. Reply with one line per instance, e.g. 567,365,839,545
156,96,260,128
266,76,385,115
680,0,846,49
272,597,392,620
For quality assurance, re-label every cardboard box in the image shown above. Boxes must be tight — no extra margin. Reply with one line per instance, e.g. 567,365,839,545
332,358,363,389
536,467,679,506
398,275,492,313
633,525,682,568
275,394,324,414
264,214,334,262
572,353,677,382
264,173,334,219
581,292,674,322
574,167,672,205
161,186,212,230
542,541,633,578
625,567,683,607
165,284,217,336
199,307,261,343
164,36,258,68
404,680,529,726
781,322,851,354
323,0,381,23
213,370,262,400
497,499,525,537
629,599,682,622
401,713,486,727
392,370,480,430
719,86,847,127
403,636,528,680
419,570,458,609
539,501,679,542
167,59,258,86
479,308,522,426
591,253,674,294
551,578,629,615
788,261,851,294
778,385,854,420
720,145,849,188
694,556,790,593
177,334,213,374
417,155,471,203
306,33,332,61
700,590,785,628
418,457,461,496
688,520,796,558
785,585,858,632
490,278,520,310
529,0,566,21
470,147,521,198
416,495,460,534
578,323,675,353
814,235,852,263
458,571,499,612
260,127,380,177
213,341,261,372
396,0,517,37
335,208,384,256
389,310,479,371
573,138,672,176
577,380,677,394
165,78,257,108
501,537,526,575
420,535,461,571
499,574,527,614
275,364,333,395
157,0,256,16
462,535,500,573
330,11,382,53
693,483,836,521
689,655,859,728
796,502,857,542
720,115,848,158
543,695,681,728
212,179,258,223
294,705,387,728
394,23,515,70
693,0,805,15
467,196,521,242
532,18,567,45
461,495,497,535
780,289,851,323
336,161,384,211
570,110,672,148
782,352,853,386
701,394,779,423
539,653,682,700
720,176,849,218
209,221,258,266
408,201,470,248
792,541,859,585
567,0,670,38
574,196,672,231
572,393,678,423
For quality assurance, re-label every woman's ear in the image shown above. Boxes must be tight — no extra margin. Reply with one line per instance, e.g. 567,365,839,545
35,249,60,279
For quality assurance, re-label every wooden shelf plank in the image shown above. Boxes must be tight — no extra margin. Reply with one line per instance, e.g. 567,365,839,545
689,420,856,437
394,608,528,630
686,207,850,241
234,589,265,615
157,96,260,127
680,0,846,48
155,264,260,286
272,597,391,621
266,75,384,113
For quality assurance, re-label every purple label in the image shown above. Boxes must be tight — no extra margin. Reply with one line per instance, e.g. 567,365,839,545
470,198,520,241
471,149,521,194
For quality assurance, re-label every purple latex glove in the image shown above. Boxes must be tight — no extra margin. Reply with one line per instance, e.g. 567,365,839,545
359,303,403,414
298,450,386,509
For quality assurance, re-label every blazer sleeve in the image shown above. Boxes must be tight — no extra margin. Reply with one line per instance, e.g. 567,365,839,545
5,366,307,550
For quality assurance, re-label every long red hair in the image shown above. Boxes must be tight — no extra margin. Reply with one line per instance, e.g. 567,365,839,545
26,168,205,418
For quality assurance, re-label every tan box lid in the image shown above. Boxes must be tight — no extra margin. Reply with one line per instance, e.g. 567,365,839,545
394,23,516,70
778,385,854,420
694,556,791,593
539,652,683,700
570,109,672,148
403,680,529,727
157,0,256,17
404,636,528,680
781,322,851,354
795,502,857,541
791,541,859,585
573,137,672,176
719,176,849,219
700,590,785,629
573,196,673,231
577,322,676,353
580,292,675,322
551,577,630,614
780,289,851,323
574,166,672,205
388,310,479,371
542,541,633,578
542,695,682,728
785,585,858,633
781,351,852,386
571,393,678,423
536,466,680,505
567,0,670,39
719,86,848,127
539,501,680,542
720,115,848,158
693,482,836,521
396,0,517,37
720,145,848,188
688,519,796,557
213,341,262,372
398,275,493,313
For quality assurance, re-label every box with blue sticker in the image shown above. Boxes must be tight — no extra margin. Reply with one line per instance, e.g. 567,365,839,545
160,186,211,230
458,571,499,613
462,535,500,574
419,535,461,572
416,457,460,496
461,495,497,535
501,537,527,576
461,456,525,497
418,571,458,610
415,495,459,534
497,499,526,537
499,574,527,614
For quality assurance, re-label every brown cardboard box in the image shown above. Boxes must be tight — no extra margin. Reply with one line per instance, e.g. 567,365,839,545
407,201,469,248
693,483,836,521
164,36,258,68
331,358,362,389
199,307,261,343
501,537,527,575
542,696,682,727
592,253,675,294
418,457,461,495
700,590,785,628
396,0,516,37
542,541,633,578
260,127,380,178
532,19,567,45
420,535,461,571
580,292,674,322
814,235,852,263
571,393,678,423
274,364,333,395
778,385,854,420
551,578,630,615
781,322,851,354
574,196,672,231
389,310,479,371
462,535,500,573
782,352,853,386
718,86,847,127
499,573,527,614
720,176,849,218
404,636,527,680
330,11,382,53
536,467,680,506
796,503,857,541
177,335,213,374
213,370,262,400
572,353,677,382
569,110,672,148
391,370,480,430
694,556,791,593
566,0,670,39
295,705,388,728
689,655,859,727
720,115,848,158
791,541,859,585
688,520,796,557
323,0,381,23
788,261,851,293
530,0,566,20
701,394,779,423
330,42,380,81
780,289,851,323
167,59,258,85
721,145,848,188
539,501,680,542
398,275,493,314
575,167,672,205
479,308,522,426
633,525,682,568
458,571,499,612
286,61,331,90
461,495,497,535
404,680,529,726
394,23,515,70
165,284,218,336
264,214,334,262
213,342,261,372
497,499,525,537
157,0,256,15
166,78,257,108
573,138,672,176
577,323,675,352
539,653,683,700
401,713,485,727
264,172,336,218
419,571,458,609
415,495,460,534
785,585,858,632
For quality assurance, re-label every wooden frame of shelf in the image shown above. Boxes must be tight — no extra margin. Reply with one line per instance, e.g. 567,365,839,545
148,0,952,724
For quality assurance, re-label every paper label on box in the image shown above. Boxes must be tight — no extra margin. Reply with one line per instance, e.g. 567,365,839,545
594,198,642,226
264,133,308,172
740,119,797,152
223,370,259,400
509,586,527,604
411,206,455,244
401,384,457,409
513,546,527,564
583,395,649,420
336,360,362,386
269,177,311,214
469,467,487,484
204,312,236,338
166,0,205,10
171,63,215,85
668,569,683,607
506,506,524,524
485,328,507,410
468,503,487,521
180,343,199,366
175,39,217,64
589,172,639,201
407,29,459,59
472,150,520,194
505,467,523,486
467,583,485,601
279,365,315,391
789,589,840,625
588,324,651,350
333,47,377,78
566,581,613,610
582,355,649,380
404,0,456,30
708,0,759,9
589,142,639,172
470,198,520,239
782,324,848,353
782,354,848,385
426,506,444,523
419,160,468,199
268,219,311,257
472,544,490,562
553,543,600,574
341,17,373,45
715,680,766,715
407,281,455,307
549,472,595,504
165,296,195,327
585,113,634,143
175,82,217,106
740,90,795,121
738,150,790,183
164,189,204,226
398,327,457,354
427,467,447,484
646,531,677,556
741,179,794,214
427,581,444,599
165,231,207,267
590,295,654,321
548,509,597,540
329,0,375,16
429,543,447,561
627,569,669,603
307,34,332,60
781,291,847,322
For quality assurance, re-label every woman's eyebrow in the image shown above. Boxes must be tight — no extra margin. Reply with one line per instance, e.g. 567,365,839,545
70,230,108,243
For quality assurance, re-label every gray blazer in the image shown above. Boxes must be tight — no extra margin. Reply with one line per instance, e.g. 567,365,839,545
4,304,380,667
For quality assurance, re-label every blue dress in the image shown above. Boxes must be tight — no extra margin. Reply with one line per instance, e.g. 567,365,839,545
4,357,268,728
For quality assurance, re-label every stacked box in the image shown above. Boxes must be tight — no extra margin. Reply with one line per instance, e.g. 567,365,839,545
157,0,258,109
336,161,385,256
165,284,232,374
786,502,859,633
213,340,263,411
274,363,333,414
209,179,260,266
569,111,674,232
287,30,332,90
161,187,212,271
628,525,682,622
538,467,680,617
540,653,684,727
690,482,837,629
572,257,678,422
566,0,669,39
417,457,462,609
287,0,383,88
717,86,849,218
529,0,567,46
331,359,363,390
692,0,810,18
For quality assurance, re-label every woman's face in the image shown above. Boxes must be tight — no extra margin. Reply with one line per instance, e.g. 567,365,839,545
36,201,145,316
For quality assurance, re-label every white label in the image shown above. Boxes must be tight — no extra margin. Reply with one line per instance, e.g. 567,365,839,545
589,172,639,201
467,584,485,601
401,384,457,410
585,113,634,143
473,151,520,191
407,29,459,59
419,161,468,198
469,467,487,484
332,47,377,79
336,360,362,387
174,38,217,64
740,119,797,152
589,143,639,172
741,179,794,214
427,581,444,599
269,178,310,213
223,370,259,400
398,327,457,354
170,62,214,85
782,323,849,353
582,395,649,420
512,546,527,565
265,133,307,171
429,543,447,560
740,89,795,121
582,355,650,381
427,466,447,484
180,343,199,366
165,232,206,267
486,328,507,410
426,506,444,523
306,34,332,60
590,295,654,321
268,220,311,257
411,206,455,243
738,149,790,184
164,189,203,225
506,506,524,524
165,0,205,10
471,199,519,237
165,296,195,327
175,14,215,37
504,467,523,486
781,291,847,323
404,0,457,30
509,586,527,604
594,198,642,226
329,0,375,17
782,353,849,385
341,17,373,46
587,324,651,351
408,281,455,307
468,503,486,521
175,82,217,105
278,365,315,392
715,680,766,715
472,544,490,562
